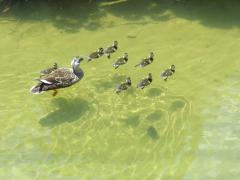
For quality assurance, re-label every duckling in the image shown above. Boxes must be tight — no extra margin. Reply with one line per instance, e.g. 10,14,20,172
135,52,154,68
40,62,58,77
112,53,128,69
88,48,104,62
160,65,175,81
104,41,118,58
137,73,152,89
115,77,131,94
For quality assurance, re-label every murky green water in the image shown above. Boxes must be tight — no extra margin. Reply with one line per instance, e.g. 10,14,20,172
0,0,240,179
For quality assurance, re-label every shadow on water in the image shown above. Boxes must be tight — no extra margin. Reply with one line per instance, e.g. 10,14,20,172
0,0,106,32
146,110,163,122
39,97,89,127
1,0,240,31
94,73,127,92
147,126,159,140
124,114,140,127
169,99,185,112
146,88,162,97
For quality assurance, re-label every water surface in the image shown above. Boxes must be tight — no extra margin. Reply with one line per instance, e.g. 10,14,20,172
0,0,240,179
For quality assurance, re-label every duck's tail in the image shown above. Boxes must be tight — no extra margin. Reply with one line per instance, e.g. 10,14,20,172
30,83,44,94
113,64,119,69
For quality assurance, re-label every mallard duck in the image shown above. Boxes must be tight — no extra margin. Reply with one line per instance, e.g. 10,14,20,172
30,56,84,96
115,77,131,94
137,73,152,89
112,53,128,69
135,52,154,68
160,65,175,81
88,48,104,62
104,41,118,58
40,62,58,77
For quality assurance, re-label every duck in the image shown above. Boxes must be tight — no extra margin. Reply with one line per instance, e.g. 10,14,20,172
112,53,128,69
30,56,84,96
160,65,175,81
40,62,58,77
115,77,131,94
137,73,152,89
135,52,154,68
88,48,104,62
104,41,118,58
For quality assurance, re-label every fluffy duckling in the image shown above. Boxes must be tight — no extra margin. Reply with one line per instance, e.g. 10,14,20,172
115,77,131,94
135,52,154,68
112,53,128,69
104,41,118,58
137,73,152,89
40,62,58,77
88,48,104,62
160,65,175,81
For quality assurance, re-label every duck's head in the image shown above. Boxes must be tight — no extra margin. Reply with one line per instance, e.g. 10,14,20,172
98,47,104,53
126,77,131,86
149,52,154,59
170,64,175,72
71,56,84,68
113,40,118,47
147,73,152,81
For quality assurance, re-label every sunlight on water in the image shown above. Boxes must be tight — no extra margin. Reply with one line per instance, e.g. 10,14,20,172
0,0,240,179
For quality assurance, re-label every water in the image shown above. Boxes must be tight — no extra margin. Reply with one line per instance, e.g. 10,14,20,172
0,0,240,179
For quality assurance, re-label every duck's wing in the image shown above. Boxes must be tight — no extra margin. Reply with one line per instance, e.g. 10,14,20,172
104,46,114,53
141,78,151,86
161,69,172,77
115,57,125,65
40,68,75,85
89,51,98,58
143,58,151,65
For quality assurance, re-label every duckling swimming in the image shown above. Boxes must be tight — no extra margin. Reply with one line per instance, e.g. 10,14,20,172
104,41,118,58
88,48,104,62
160,65,175,81
30,56,84,96
137,73,152,89
112,53,128,69
135,52,154,68
40,62,58,77
115,77,131,94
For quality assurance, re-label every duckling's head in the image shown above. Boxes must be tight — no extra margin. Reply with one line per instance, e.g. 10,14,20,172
170,64,175,72
149,52,154,58
126,77,131,86
113,41,118,46
123,52,128,59
71,56,84,68
148,73,152,81
98,47,104,53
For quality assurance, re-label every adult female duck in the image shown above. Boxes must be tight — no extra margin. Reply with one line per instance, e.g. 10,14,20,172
30,56,84,96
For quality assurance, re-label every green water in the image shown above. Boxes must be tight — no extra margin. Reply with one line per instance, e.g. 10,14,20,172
0,0,240,179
